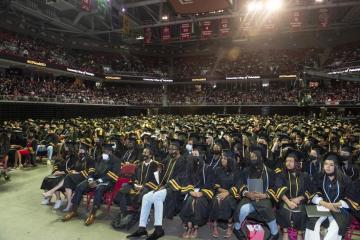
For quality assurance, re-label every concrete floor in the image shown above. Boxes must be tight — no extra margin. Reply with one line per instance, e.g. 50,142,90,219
0,166,238,240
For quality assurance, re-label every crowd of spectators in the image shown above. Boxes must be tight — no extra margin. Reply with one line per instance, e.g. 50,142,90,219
325,41,360,69
1,76,359,106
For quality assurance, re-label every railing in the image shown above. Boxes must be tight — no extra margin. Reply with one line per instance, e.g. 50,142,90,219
1,95,359,106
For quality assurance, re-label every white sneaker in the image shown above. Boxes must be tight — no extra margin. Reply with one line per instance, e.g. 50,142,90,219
62,205,72,212
41,197,50,205
53,200,63,209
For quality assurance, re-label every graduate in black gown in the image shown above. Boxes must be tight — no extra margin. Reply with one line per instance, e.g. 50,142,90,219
62,142,94,212
275,149,312,240
233,145,279,240
179,144,215,239
209,150,240,239
339,145,359,181
206,141,222,170
112,146,159,230
40,141,77,208
305,152,352,240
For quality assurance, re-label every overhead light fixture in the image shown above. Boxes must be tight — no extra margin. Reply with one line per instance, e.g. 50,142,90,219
121,8,126,13
265,0,283,12
136,36,144,40
247,1,263,12
161,15,168,20
315,0,323,2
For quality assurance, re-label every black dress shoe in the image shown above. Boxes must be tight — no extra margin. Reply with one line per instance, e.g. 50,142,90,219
126,227,148,238
146,227,164,240
233,228,246,240
268,233,279,240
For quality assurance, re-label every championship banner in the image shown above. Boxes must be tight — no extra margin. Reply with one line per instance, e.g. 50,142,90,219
81,0,91,12
161,26,171,42
201,21,212,38
290,11,302,29
319,8,329,28
219,18,230,37
180,23,191,40
144,27,152,44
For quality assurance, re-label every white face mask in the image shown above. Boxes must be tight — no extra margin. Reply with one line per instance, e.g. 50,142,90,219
186,144,193,153
102,153,109,161
112,144,117,150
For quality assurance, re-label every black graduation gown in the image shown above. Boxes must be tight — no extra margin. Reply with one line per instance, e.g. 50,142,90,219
341,165,360,182
209,166,240,221
206,153,222,170
63,155,94,190
303,159,322,181
275,171,312,230
234,165,278,223
114,160,159,211
88,153,122,187
119,149,138,164
344,179,360,221
40,154,76,190
179,162,215,226
160,155,187,219
307,173,352,236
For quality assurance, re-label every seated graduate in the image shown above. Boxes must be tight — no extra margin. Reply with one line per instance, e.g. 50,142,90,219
275,148,312,240
61,142,94,212
62,143,121,226
206,140,223,170
127,139,187,240
233,145,279,240
339,145,359,181
112,146,159,230
303,143,325,181
209,150,240,239
305,152,352,240
344,176,360,222
179,144,215,239
40,141,77,209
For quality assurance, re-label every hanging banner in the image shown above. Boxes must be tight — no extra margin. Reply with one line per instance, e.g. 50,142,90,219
290,11,302,29
201,21,212,38
263,18,276,32
144,27,152,44
319,8,329,28
161,26,171,42
81,0,91,12
123,15,130,34
219,18,230,37
180,23,191,40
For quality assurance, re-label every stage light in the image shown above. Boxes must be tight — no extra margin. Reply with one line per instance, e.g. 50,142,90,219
121,8,126,13
265,0,283,11
315,0,323,2
247,1,263,12
161,15,168,20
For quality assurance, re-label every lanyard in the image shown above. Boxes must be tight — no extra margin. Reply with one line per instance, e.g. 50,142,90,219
342,166,354,178
322,175,339,203
210,155,220,169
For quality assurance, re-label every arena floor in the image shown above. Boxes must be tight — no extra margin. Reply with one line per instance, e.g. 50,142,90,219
0,166,238,240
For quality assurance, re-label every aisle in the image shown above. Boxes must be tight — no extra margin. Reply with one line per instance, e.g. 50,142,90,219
0,166,231,240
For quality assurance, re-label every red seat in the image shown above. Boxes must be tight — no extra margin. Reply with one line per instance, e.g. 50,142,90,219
345,217,360,240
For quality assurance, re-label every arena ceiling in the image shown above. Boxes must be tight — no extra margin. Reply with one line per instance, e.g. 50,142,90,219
2,0,360,48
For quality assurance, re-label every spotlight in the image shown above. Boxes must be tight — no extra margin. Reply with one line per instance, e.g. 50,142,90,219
247,1,263,12
265,0,283,11
121,8,126,13
161,15,168,20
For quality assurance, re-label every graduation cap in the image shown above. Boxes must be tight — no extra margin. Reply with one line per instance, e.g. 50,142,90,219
323,152,341,166
284,148,303,163
169,138,184,150
193,143,207,153
249,145,266,161
278,133,291,143
103,143,115,152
